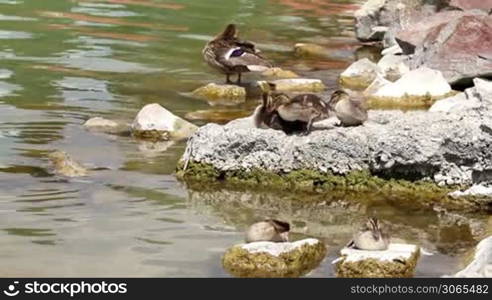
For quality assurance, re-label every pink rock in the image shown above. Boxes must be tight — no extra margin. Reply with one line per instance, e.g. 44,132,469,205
410,14,492,85
449,0,492,11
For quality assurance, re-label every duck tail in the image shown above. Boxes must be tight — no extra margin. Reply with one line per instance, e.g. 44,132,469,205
220,24,237,40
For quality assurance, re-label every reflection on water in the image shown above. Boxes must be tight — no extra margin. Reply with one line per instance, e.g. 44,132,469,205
0,0,487,277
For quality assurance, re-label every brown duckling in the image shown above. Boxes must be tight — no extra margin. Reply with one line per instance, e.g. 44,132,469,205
276,93,333,134
202,24,272,84
329,90,368,126
346,217,390,251
252,82,307,133
245,219,290,243
254,82,332,134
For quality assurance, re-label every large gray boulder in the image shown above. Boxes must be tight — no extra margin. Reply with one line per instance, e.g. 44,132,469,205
179,108,492,187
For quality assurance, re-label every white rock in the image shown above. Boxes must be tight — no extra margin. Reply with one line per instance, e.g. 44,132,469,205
454,235,492,277
473,78,492,105
430,78,492,113
377,53,409,81
131,103,198,140
339,243,419,263
374,67,451,98
429,92,476,113
83,117,128,134
449,184,492,198
363,73,390,96
241,238,320,257
341,58,381,80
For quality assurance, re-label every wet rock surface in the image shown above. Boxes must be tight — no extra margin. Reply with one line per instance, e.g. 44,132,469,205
222,238,326,277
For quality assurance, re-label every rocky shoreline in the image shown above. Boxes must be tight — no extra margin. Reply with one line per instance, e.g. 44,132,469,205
174,1,492,214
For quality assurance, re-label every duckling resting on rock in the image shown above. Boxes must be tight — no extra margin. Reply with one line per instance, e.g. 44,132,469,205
328,90,368,127
346,218,389,251
203,24,272,84
245,219,290,243
254,82,332,135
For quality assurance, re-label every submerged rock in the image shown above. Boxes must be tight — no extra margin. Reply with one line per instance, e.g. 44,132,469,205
222,238,326,277
191,83,246,104
294,43,330,58
131,103,198,141
83,117,129,135
48,151,88,177
335,243,420,277
339,58,382,89
454,235,492,277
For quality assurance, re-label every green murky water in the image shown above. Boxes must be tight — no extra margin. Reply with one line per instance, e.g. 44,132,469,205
0,0,488,277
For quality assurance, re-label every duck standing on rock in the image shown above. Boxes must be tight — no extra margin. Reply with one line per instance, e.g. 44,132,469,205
203,24,272,84
346,218,390,251
254,82,332,135
245,219,290,243
329,90,368,126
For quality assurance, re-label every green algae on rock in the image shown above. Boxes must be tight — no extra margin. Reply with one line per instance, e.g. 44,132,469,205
335,243,420,278
48,150,88,177
177,161,487,211
222,238,326,278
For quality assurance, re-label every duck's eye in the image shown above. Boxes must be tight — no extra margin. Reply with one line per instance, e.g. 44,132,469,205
230,48,244,57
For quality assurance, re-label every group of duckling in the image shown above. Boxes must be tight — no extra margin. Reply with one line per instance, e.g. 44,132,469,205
203,24,368,135
246,217,390,251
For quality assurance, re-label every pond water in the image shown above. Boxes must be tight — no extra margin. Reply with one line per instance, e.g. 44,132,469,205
0,0,489,277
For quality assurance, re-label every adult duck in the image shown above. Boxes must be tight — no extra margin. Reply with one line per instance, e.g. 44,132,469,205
203,24,272,84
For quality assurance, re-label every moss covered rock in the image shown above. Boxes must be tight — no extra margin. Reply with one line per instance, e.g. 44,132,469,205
222,238,326,277
261,67,299,79
191,83,246,104
335,243,420,278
